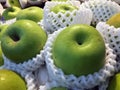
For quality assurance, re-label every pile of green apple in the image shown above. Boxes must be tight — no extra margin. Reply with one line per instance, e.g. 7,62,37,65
1,5,43,22
0,0,120,90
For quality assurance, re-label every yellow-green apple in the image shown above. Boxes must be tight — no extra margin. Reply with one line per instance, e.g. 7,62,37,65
50,4,78,14
0,44,4,66
106,13,120,28
16,6,43,22
52,24,106,77
1,20,47,63
0,69,27,90
8,0,21,8
0,24,8,40
51,87,68,90
2,6,21,20
107,73,120,90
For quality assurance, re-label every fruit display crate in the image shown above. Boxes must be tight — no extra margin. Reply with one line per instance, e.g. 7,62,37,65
0,0,120,90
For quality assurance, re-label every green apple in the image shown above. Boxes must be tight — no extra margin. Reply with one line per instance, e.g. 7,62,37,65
1,20,47,63
50,4,78,14
107,73,120,90
106,13,120,28
52,24,106,77
0,44,4,66
0,69,27,90
16,6,43,22
0,24,8,40
2,6,21,20
51,87,68,90
8,0,21,8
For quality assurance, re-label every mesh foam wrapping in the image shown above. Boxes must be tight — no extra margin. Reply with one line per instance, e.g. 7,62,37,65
43,28,117,90
80,0,120,26
111,0,120,4
34,65,49,86
96,22,120,71
3,49,45,72
0,67,38,90
0,18,16,25
28,0,42,5
43,1,92,34
98,78,110,90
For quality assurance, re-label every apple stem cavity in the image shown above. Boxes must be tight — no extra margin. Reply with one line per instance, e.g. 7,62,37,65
9,32,20,42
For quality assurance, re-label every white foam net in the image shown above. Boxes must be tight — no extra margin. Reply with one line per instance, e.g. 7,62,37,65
43,28,117,90
96,22,120,71
2,50,45,72
43,1,92,34
80,0,120,26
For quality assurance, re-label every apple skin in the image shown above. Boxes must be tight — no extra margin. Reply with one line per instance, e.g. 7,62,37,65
16,6,43,22
8,0,21,8
0,24,8,40
52,24,106,77
51,87,68,90
50,4,78,14
106,13,120,28
0,44,4,66
0,69,27,90
2,6,21,20
1,20,47,63
107,73,120,90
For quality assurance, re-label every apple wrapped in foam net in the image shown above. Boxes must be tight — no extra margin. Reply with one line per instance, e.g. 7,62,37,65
43,1,92,34
0,66,38,90
43,28,117,90
80,0,120,26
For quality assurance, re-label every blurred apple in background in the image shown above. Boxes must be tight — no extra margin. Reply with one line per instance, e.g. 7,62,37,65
0,44,4,66
106,13,120,28
50,4,78,14
0,24,8,40
16,6,43,22
8,0,21,8
2,6,21,20
107,73,120,90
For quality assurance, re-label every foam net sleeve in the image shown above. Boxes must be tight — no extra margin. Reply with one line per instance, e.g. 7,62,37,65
43,1,92,34
96,22,120,71
2,49,45,72
80,0,120,25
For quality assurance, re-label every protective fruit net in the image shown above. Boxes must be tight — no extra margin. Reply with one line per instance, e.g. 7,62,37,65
2,50,45,72
96,22,120,71
98,78,110,90
80,0,120,26
43,1,92,34
0,18,16,25
0,66,38,90
43,28,117,90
